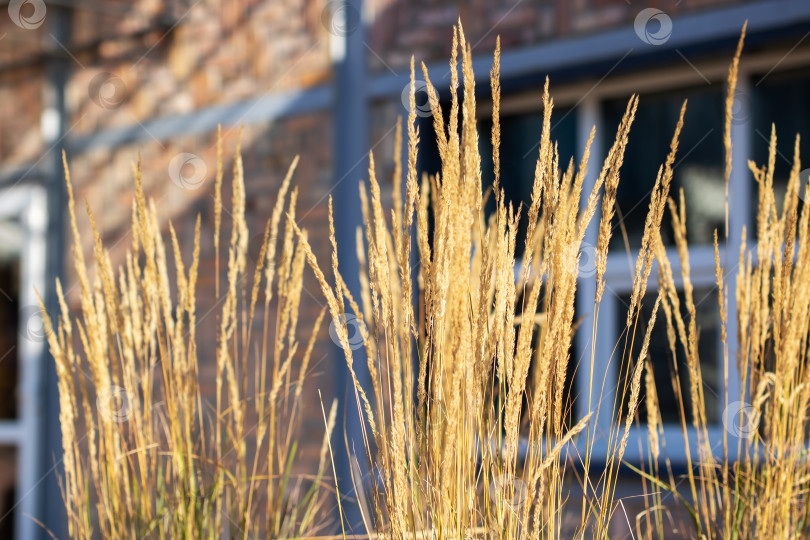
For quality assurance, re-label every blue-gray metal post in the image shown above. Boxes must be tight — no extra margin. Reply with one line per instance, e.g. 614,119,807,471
41,5,71,539
330,0,371,533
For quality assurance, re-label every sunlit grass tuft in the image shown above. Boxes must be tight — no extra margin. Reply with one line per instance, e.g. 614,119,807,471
298,20,810,540
44,19,810,540
41,130,335,539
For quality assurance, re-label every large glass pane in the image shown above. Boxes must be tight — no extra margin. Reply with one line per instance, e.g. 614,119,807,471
478,107,577,257
602,86,726,251
477,110,577,430
615,287,720,426
419,104,576,257
0,445,16,538
419,104,579,431
0,245,20,420
751,69,810,219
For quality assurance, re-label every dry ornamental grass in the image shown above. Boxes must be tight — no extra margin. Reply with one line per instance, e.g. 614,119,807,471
45,20,810,540
42,129,336,539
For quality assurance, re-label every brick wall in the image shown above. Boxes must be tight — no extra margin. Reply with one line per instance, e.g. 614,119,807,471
366,0,754,72
65,107,338,476
64,0,332,134
0,0,337,505
1,0,759,166
0,67,42,168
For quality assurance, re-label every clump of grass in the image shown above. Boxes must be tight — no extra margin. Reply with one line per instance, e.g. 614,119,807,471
294,22,682,538
298,20,810,540
41,131,336,539
44,19,810,540
638,24,810,539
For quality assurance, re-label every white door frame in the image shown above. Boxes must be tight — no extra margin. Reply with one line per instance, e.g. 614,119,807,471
0,185,47,540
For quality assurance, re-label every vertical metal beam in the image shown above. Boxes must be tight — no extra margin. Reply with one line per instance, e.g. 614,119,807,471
575,98,613,439
330,0,370,533
39,5,71,540
725,74,751,452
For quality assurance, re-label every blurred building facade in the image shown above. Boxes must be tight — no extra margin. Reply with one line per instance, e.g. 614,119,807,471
0,0,809,537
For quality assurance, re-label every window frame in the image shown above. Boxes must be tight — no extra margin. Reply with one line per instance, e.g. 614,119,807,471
0,185,47,540
575,83,744,464
476,46,810,464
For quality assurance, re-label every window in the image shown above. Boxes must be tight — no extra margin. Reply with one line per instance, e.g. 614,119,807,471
0,255,21,537
751,68,810,215
414,53,810,462
600,86,726,439
616,287,721,426
417,104,580,432
477,109,579,429
0,186,47,540
602,86,726,249
478,108,577,257
0,446,16,538
0,257,20,421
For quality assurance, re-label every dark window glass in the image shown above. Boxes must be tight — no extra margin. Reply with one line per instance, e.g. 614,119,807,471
616,287,720,426
479,107,577,257
751,69,810,219
0,255,20,420
418,101,579,433
0,446,15,538
478,108,578,431
418,104,577,257
602,87,726,251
